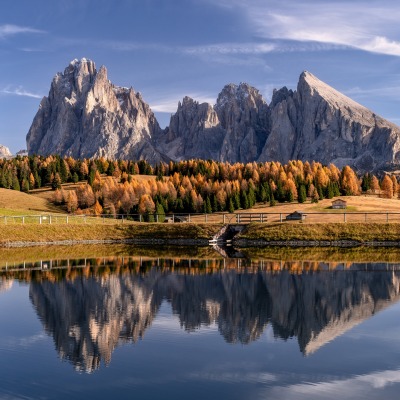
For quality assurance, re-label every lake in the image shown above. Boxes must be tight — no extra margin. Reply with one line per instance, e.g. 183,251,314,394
1,247,400,399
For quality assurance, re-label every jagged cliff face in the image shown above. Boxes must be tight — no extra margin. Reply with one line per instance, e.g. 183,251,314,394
259,72,400,171
160,96,225,161
158,83,268,163
26,59,400,171
26,59,164,163
28,268,400,372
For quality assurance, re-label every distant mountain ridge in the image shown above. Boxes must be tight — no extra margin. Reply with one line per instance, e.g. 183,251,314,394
26,58,400,172
0,144,12,159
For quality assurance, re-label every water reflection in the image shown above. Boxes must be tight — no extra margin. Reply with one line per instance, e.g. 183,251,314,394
2,257,400,373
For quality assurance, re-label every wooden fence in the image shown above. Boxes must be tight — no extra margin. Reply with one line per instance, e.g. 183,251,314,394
2,212,400,225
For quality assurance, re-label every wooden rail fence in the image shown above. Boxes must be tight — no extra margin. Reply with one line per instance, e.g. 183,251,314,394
1,212,400,225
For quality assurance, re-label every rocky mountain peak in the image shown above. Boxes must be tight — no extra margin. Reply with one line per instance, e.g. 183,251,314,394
0,144,12,158
297,70,370,115
27,58,164,163
215,82,265,111
26,61,400,172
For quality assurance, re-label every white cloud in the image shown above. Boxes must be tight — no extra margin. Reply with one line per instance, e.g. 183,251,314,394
211,0,400,57
150,92,216,113
345,85,400,100
264,368,400,400
1,86,43,99
183,42,276,55
0,24,45,38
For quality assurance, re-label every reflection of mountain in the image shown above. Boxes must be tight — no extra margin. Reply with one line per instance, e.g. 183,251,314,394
29,271,163,372
0,277,13,293
29,268,400,372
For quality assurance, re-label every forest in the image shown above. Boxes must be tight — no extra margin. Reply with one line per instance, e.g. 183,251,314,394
0,155,397,218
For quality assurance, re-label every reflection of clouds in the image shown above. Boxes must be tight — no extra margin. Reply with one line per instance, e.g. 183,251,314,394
264,369,400,400
2,333,46,350
188,371,276,384
0,279,13,293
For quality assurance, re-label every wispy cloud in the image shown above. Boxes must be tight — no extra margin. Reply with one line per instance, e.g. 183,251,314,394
182,42,276,55
211,0,400,57
1,86,43,99
345,85,400,100
0,24,45,38
264,368,400,400
150,92,216,113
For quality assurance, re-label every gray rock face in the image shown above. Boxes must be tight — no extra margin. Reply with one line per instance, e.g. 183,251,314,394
158,83,268,163
259,72,400,171
28,266,400,371
215,83,269,163
27,60,400,172
160,96,225,161
0,144,12,158
26,58,165,163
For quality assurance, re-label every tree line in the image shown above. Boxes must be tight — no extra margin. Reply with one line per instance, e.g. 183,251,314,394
1,155,399,218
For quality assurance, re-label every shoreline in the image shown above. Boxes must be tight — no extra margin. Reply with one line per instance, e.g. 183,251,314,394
0,222,400,248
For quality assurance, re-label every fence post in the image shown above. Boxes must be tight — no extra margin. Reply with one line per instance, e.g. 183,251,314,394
49,215,52,224
387,212,389,223
39,216,42,224
280,213,282,223
237,214,240,223
344,213,346,223
139,214,142,223
223,214,226,224
66,216,69,224
188,214,191,223
22,216,25,224
205,214,208,223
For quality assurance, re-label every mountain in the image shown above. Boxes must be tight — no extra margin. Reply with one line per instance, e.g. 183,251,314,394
259,72,400,171
26,58,165,163
26,59,400,172
28,266,400,371
0,144,12,159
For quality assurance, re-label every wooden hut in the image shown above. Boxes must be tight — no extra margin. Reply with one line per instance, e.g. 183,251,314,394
286,211,307,221
331,199,347,209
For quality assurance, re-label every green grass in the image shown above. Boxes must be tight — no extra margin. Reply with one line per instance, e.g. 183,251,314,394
0,223,223,246
239,246,400,262
0,243,222,268
310,205,358,212
239,222,400,242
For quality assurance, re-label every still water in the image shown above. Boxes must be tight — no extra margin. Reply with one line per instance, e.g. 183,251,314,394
1,251,400,399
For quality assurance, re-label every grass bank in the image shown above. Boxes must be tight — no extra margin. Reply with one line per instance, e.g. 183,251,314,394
0,244,222,268
239,246,400,263
237,222,400,243
0,223,222,247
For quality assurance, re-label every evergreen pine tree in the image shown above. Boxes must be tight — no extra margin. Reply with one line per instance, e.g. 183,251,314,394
240,191,249,209
12,176,20,191
298,185,307,203
21,178,30,193
155,202,166,223
228,197,235,213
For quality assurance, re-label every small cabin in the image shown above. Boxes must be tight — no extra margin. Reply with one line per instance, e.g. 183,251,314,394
286,211,306,221
331,199,347,209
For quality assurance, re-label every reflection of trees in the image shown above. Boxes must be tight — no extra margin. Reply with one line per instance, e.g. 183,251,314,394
29,268,400,372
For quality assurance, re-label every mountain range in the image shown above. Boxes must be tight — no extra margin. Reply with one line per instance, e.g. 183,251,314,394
28,266,400,372
26,58,400,172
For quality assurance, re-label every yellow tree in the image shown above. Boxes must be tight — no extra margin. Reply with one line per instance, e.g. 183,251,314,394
381,175,393,199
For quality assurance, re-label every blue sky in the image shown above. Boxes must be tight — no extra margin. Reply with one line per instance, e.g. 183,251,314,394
2,0,400,153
